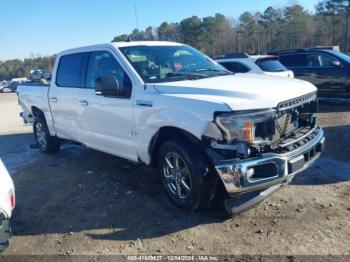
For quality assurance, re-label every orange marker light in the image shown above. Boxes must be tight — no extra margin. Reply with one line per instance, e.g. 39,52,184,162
244,122,253,144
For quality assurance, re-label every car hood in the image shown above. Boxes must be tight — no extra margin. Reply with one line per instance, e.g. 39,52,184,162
264,70,294,78
151,74,316,111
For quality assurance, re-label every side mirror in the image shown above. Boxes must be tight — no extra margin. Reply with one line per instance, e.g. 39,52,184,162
331,60,342,67
95,76,120,96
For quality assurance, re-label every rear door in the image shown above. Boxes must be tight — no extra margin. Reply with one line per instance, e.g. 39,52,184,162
49,52,87,141
306,52,346,92
279,54,309,81
77,50,138,161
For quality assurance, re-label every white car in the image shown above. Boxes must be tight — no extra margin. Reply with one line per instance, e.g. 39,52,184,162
215,53,294,78
0,159,15,252
0,82,12,93
17,41,324,215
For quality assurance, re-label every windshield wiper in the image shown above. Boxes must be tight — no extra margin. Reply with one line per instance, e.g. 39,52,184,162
195,68,234,75
165,72,208,79
145,71,210,83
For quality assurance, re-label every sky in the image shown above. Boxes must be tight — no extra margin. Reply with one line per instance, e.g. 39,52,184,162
0,0,320,60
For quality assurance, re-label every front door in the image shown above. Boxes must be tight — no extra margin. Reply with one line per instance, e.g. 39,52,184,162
77,50,138,161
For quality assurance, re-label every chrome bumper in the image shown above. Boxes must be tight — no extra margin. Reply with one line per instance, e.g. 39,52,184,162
215,128,325,195
0,213,11,252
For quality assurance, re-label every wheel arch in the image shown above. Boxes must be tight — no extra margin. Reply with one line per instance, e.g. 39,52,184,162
31,106,45,119
149,126,205,168
31,106,56,136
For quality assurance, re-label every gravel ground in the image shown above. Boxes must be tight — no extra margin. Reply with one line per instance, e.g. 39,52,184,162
0,93,349,257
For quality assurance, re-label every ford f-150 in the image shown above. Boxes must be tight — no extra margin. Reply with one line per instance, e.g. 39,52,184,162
17,41,325,214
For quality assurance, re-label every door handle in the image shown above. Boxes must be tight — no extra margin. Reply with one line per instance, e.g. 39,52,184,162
79,100,89,106
50,97,58,103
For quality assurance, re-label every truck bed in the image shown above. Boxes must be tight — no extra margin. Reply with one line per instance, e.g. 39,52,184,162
17,83,50,124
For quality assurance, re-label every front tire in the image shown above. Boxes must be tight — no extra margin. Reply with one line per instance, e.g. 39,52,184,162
33,117,61,153
158,140,217,210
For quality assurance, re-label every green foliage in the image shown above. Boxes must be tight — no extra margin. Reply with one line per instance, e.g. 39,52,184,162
0,56,56,81
111,2,350,55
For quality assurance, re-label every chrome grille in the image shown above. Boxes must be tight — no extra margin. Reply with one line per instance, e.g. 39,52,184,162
277,92,317,111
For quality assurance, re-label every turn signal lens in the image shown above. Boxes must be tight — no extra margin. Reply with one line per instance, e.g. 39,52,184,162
244,122,253,144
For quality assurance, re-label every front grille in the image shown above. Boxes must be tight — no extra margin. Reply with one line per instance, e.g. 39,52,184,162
274,126,321,154
254,96,318,153
277,92,317,111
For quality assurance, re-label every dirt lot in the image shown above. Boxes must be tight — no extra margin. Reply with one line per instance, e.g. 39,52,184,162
0,93,349,256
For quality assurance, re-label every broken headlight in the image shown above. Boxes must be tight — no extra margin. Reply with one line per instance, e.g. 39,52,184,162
215,109,276,144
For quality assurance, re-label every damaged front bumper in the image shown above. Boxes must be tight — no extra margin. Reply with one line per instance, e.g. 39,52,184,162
0,213,11,252
215,128,325,215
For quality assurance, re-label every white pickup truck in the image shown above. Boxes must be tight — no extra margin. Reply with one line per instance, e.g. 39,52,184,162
17,41,325,214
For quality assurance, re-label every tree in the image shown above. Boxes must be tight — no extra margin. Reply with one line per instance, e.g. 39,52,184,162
0,55,56,81
284,5,313,49
157,22,182,42
261,7,279,50
239,12,257,52
180,16,203,48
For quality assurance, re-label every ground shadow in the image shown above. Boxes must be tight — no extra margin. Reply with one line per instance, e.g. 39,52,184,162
0,123,348,241
0,133,228,242
292,124,350,186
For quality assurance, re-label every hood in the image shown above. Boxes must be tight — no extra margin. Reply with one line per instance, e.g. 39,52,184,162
151,74,316,111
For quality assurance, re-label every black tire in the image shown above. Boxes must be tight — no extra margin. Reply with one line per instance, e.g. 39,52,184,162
158,140,217,210
33,117,61,153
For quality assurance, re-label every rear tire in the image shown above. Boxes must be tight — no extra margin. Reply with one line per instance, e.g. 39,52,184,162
33,117,61,153
158,140,217,210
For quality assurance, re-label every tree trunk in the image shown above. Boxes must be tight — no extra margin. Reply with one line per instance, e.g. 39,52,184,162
332,14,335,45
345,7,350,52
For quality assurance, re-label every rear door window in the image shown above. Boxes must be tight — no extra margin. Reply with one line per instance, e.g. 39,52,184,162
257,58,287,72
219,62,250,73
56,53,86,87
279,54,307,67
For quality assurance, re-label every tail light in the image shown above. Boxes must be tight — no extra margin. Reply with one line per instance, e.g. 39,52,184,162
9,190,15,209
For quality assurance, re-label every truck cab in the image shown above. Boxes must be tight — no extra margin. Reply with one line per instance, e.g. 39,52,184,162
17,41,325,214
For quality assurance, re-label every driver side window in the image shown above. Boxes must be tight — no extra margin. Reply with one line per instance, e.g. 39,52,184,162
86,51,132,97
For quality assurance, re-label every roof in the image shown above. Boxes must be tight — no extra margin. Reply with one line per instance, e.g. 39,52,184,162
250,55,276,60
112,41,184,48
213,53,249,59
58,41,184,56
269,48,341,56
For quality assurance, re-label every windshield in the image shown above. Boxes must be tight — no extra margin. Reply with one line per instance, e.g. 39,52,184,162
119,45,231,83
331,51,350,64
257,58,288,72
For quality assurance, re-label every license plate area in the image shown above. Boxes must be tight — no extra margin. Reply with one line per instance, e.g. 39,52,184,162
287,139,324,174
